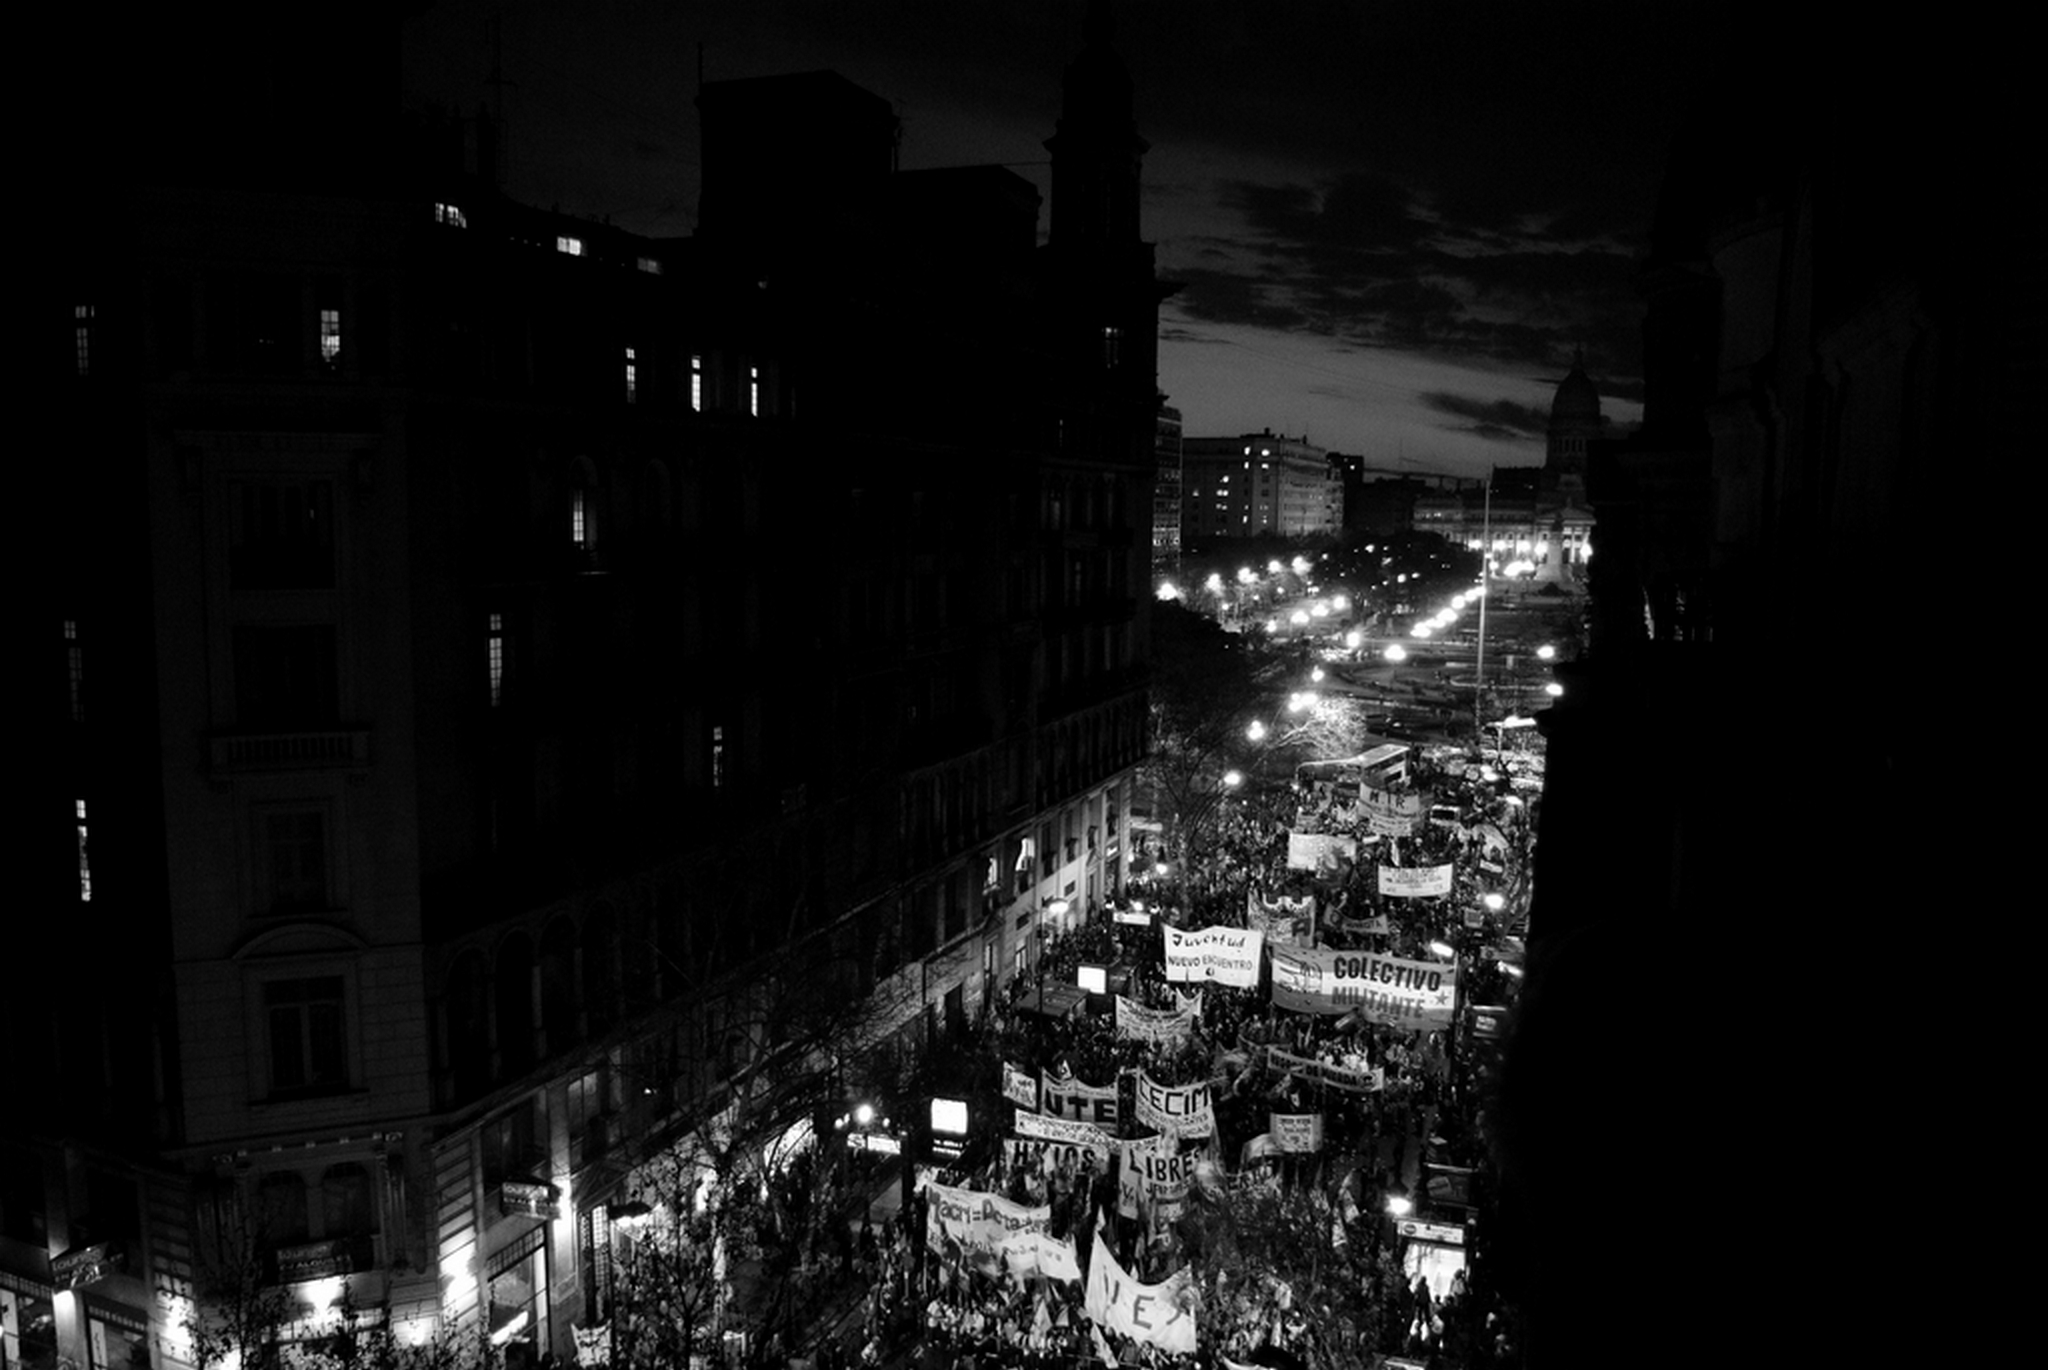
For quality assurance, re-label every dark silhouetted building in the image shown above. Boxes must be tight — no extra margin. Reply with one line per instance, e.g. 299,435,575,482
18,10,1165,1367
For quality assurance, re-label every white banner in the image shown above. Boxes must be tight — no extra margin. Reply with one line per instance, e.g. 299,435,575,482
1000,1230,1082,1283
1377,863,1454,897
1003,1061,1040,1110
1270,1113,1324,1152
1162,925,1264,988
1041,1070,1119,1127
925,1183,1051,1275
1015,1111,1115,1159
1084,1232,1198,1354
1286,831,1358,872
1362,784,1425,837
1268,947,1457,1028
1132,1070,1214,1139
1115,994,1197,1046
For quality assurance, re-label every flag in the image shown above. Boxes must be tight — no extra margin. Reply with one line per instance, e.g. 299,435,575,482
1091,1325,1117,1366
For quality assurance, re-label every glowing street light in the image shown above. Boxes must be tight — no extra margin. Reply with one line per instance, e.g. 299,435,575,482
1247,720,1268,741
1290,610,1310,626
1310,666,1325,682
1386,1195,1414,1218
854,1102,875,1127
1544,682,1564,697
1222,770,1244,788
1237,566,1257,585
1156,581,1181,601
1536,644,1556,661
1344,630,1363,649
1483,892,1506,912
1290,556,1311,575
1428,940,1456,959
1205,572,1225,594
1267,559,1284,575
1383,644,1407,663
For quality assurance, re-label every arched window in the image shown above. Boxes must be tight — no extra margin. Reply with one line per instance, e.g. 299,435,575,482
583,904,620,1035
538,917,581,1054
446,950,492,1100
494,932,535,1077
255,1172,310,1249
321,1163,376,1245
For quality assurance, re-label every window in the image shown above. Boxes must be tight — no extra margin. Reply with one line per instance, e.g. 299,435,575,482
65,619,83,722
263,809,329,913
710,724,726,789
75,304,94,376
230,478,335,590
255,1172,311,1247
636,256,661,275
265,977,347,1092
488,613,505,707
624,347,637,404
76,799,92,902
233,625,338,727
1101,325,1121,369
556,236,583,256
571,488,589,547
319,308,341,369
690,354,703,412
567,1069,606,1167
433,202,467,228
748,364,759,416
320,1163,376,1245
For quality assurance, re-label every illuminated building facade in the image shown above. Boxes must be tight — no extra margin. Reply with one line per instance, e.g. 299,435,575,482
16,11,1164,1368
1181,430,1343,541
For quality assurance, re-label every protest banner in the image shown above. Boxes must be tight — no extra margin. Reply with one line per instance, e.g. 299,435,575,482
1040,1070,1118,1126
1000,1230,1082,1283
925,1183,1051,1275
1171,917,1261,982
1268,947,1457,1028
1322,909,1391,936
1014,1111,1114,1163
1132,1070,1214,1139
1376,862,1455,898
1115,994,1197,1046
1286,831,1358,872
1270,1113,1324,1152
1245,891,1315,946
1002,1061,1040,1110
1263,1044,1384,1093
1084,1232,1198,1354
1362,784,1425,837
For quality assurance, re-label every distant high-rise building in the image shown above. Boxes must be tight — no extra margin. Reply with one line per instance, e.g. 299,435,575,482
18,12,1165,1368
1152,405,1183,585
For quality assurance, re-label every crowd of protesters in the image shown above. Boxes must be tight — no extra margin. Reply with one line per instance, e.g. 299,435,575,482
784,742,1541,1370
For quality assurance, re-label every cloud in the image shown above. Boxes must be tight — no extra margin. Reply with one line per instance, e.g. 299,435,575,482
1172,266,1309,331
1422,392,1551,440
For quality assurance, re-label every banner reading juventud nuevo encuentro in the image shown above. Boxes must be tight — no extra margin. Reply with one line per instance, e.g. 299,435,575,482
1162,925,1263,988
1268,947,1456,1027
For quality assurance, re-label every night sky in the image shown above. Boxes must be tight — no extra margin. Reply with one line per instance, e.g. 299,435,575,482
405,1,1736,480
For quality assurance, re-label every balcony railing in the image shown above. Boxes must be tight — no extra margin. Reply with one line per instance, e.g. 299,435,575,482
210,728,373,772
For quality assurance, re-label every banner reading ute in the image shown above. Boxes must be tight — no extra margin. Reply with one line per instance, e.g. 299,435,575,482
1268,946,1456,1028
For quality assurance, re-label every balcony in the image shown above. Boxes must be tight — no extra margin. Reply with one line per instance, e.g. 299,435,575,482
210,728,373,773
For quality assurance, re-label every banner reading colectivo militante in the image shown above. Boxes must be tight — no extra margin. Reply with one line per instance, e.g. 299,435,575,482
1115,993,1199,1046
1132,1070,1215,1139
1162,925,1263,988
1362,784,1426,836
1268,947,1457,1028
1377,862,1455,897
1287,831,1358,872
924,1182,1051,1275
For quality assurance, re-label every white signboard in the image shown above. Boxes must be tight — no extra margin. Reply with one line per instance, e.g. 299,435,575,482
1162,925,1263,988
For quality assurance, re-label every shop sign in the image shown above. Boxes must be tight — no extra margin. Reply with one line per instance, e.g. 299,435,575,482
1396,1218,1465,1245
499,1180,558,1219
845,1131,901,1155
51,1244,124,1289
277,1239,349,1281
1114,908,1152,925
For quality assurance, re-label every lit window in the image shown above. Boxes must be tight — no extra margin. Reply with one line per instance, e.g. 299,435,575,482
624,347,637,404
488,613,505,707
556,236,583,256
265,977,347,1091
637,257,661,275
571,488,589,547
710,725,726,789
65,619,83,722
75,304,93,376
748,364,759,416
1102,325,1122,368
433,202,468,228
691,354,703,412
77,799,91,902
319,308,342,367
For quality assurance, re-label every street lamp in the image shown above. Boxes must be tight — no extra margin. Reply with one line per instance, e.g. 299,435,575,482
1247,720,1267,741
1222,770,1243,789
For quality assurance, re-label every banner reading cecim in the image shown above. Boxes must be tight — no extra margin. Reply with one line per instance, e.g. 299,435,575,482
1268,947,1456,1027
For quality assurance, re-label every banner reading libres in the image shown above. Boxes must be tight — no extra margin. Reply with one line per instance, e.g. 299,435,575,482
1268,947,1456,1027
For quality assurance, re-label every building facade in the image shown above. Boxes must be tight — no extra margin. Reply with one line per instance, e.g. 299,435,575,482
1151,404,1183,590
15,12,1165,1370
1181,430,1343,541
